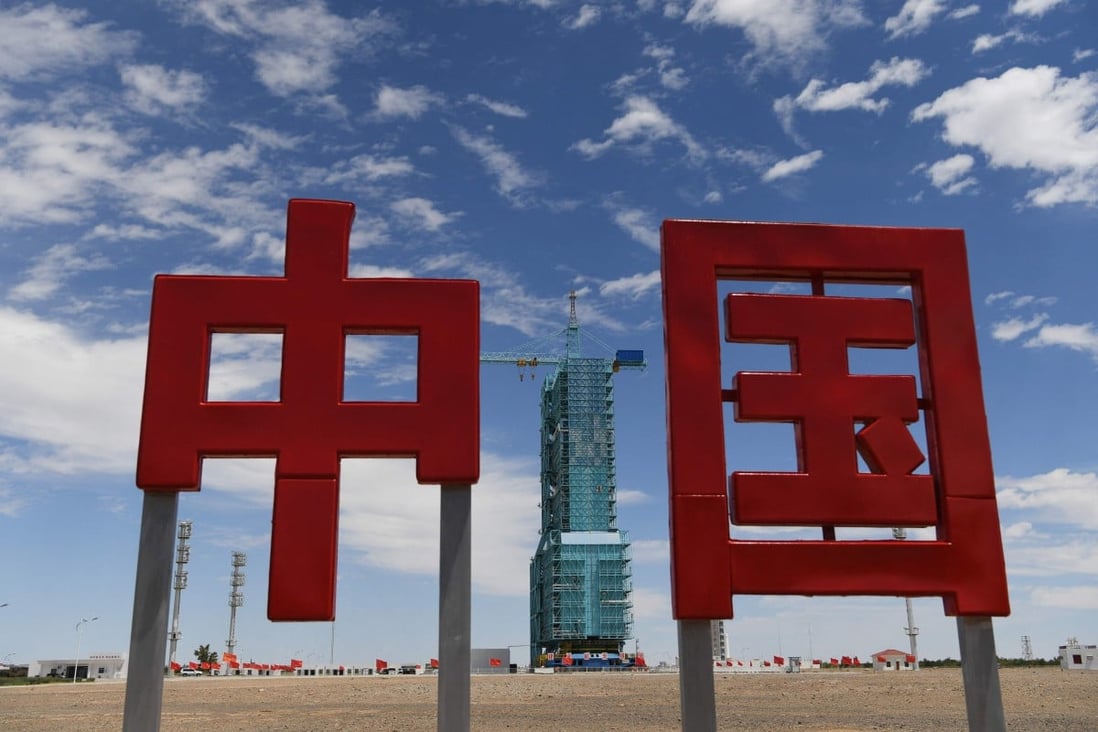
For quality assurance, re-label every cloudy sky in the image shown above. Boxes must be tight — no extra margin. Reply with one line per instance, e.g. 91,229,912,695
0,0,1095,670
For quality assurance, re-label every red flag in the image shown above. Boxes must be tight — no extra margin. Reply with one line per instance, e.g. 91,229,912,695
290,658,303,668
773,655,785,666
737,660,743,666
634,653,646,668
561,654,573,666
763,661,771,667
170,662,182,672
489,658,502,667
189,661,198,670
841,656,852,666
375,659,388,673
906,654,916,663
830,657,839,665
430,658,439,669
853,657,861,666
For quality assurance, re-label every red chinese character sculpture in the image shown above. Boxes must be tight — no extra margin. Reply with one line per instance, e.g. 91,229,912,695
661,220,1009,620
136,199,479,621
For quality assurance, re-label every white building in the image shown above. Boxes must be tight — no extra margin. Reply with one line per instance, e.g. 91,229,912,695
29,653,127,680
1059,638,1097,670
872,648,916,671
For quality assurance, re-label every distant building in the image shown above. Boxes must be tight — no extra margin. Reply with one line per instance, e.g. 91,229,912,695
471,648,510,674
28,653,127,680
710,620,727,662
871,649,916,671
1058,638,1097,670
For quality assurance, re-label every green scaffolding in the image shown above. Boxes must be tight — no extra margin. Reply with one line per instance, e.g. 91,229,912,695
530,358,634,660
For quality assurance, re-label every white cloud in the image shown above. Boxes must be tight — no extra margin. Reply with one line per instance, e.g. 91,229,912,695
631,586,672,620
949,4,980,19
781,57,929,115
972,30,1028,54
644,44,689,90
565,5,601,29
1024,321,1098,360
373,84,445,120
1030,586,1098,609
465,94,528,118
630,539,670,564
912,66,1098,207
1075,49,1096,63
9,243,113,302
1009,0,1068,17
997,468,1098,529
0,4,136,81
120,64,206,115
761,149,824,181
206,332,283,401
573,96,706,162
924,153,977,195
1001,521,1034,539
348,264,416,279
0,308,147,475
421,252,625,337
183,0,396,98
684,0,867,67
606,205,660,251
600,270,662,299
991,313,1048,341
885,0,946,39
320,153,415,185
985,290,1014,305
0,486,26,517
450,126,543,205
389,197,458,231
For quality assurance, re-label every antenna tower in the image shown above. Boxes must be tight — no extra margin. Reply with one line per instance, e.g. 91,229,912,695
226,552,246,660
1021,635,1033,661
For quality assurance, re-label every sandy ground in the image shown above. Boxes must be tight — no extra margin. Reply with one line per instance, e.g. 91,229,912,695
1,667,1095,731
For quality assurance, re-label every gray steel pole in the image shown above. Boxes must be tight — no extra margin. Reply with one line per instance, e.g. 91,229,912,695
438,483,471,732
678,619,717,732
957,616,1007,732
123,491,179,732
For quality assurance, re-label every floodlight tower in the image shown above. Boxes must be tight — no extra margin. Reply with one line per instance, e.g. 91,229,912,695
168,520,192,668
892,528,919,669
482,291,645,665
226,552,246,660
1021,635,1033,661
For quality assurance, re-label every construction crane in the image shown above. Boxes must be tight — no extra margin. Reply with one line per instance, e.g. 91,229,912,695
482,291,646,667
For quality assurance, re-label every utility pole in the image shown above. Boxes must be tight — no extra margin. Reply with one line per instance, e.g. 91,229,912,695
168,521,192,669
892,528,919,669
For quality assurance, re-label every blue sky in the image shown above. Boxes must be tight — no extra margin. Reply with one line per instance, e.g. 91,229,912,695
0,0,1096,671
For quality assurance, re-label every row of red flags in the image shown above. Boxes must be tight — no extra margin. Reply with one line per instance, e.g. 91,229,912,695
172,655,306,673
714,656,866,667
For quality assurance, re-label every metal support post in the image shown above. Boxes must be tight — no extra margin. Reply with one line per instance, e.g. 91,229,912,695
678,619,717,732
957,616,1007,732
438,483,471,732
123,491,180,732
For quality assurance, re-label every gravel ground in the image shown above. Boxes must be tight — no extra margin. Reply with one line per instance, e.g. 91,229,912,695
2,667,1095,731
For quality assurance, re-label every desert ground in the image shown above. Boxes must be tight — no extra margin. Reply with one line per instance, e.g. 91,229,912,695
2,667,1095,731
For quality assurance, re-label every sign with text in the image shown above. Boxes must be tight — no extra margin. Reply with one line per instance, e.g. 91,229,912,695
661,220,1009,620
136,199,479,621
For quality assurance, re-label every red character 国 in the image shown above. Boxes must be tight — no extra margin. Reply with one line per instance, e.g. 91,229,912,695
661,220,1009,621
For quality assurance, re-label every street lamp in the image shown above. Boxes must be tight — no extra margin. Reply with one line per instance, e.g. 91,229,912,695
74,617,99,683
